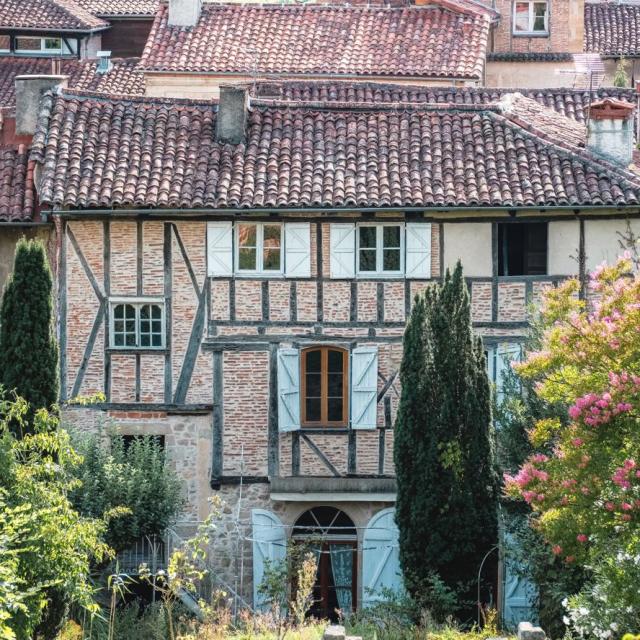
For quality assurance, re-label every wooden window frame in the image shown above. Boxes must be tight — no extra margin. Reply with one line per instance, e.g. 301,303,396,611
109,297,166,350
356,222,404,277
301,346,349,427
234,221,284,276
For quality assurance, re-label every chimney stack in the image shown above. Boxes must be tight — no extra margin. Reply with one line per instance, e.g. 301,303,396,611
216,85,249,145
15,75,68,136
587,98,635,167
168,0,202,27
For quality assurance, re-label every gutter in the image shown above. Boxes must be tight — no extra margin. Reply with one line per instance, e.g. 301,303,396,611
0,25,109,34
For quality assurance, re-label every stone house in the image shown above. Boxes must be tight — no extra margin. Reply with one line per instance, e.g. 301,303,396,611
21,76,640,621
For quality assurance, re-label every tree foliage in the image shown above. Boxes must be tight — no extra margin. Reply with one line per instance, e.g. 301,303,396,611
0,238,58,422
0,397,107,640
70,432,184,553
394,262,499,621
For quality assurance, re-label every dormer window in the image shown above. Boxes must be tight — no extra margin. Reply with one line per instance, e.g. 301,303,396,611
513,1,548,35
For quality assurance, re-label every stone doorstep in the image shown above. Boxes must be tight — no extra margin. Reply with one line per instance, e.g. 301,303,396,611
517,621,546,640
322,625,363,640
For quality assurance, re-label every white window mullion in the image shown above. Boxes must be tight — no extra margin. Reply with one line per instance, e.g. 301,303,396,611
257,224,264,272
376,225,383,273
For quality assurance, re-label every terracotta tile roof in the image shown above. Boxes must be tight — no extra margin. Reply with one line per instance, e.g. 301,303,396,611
0,56,145,110
487,51,573,62
139,2,490,80
30,90,640,211
74,0,157,17
585,1,640,56
0,146,34,222
253,81,635,126
0,0,108,32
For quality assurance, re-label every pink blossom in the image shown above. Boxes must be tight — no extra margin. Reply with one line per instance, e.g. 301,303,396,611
623,459,636,470
621,514,632,522
621,502,633,511
571,438,584,447
536,494,545,502
577,534,587,543
565,555,575,563
560,496,569,506
605,502,615,511
552,545,562,555
581,486,590,495
532,454,549,463
522,491,537,504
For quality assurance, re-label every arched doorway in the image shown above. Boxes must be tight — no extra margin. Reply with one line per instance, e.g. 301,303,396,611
292,506,357,621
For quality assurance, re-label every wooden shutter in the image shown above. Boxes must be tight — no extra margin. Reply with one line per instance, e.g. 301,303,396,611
284,222,311,277
495,342,522,403
330,223,356,278
207,221,233,276
503,532,538,627
405,222,432,279
252,509,287,611
350,346,378,430
362,508,402,607
277,348,301,432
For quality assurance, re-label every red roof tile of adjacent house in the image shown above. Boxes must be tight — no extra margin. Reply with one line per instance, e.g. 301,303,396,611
253,81,635,125
0,146,34,222
30,90,640,211
585,1,640,56
0,0,108,32
0,56,145,110
74,0,157,17
139,2,491,80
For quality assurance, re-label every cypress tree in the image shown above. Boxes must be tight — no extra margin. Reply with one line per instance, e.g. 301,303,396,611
0,238,59,418
394,261,498,622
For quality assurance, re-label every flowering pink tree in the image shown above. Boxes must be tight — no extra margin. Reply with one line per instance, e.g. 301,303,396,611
505,256,640,564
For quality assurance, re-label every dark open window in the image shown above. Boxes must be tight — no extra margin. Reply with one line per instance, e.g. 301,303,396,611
498,223,547,276
301,347,349,427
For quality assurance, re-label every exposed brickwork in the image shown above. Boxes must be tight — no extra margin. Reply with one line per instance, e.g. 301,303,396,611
110,221,137,295
431,223,441,277
383,282,405,323
498,282,527,322
268,281,291,322
235,280,262,322
299,434,348,476
222,351,269,475
66,222,104,396
357,281,377,322
139,353,165,403
110,354,137,403
323,281,351,322
471,281,492,322
186,349,213,404
210,279,230,321
295,281,317,322
142,221,164,296
356,430,380,475
491,0,584,54
384,430,396,475
532,281,554,308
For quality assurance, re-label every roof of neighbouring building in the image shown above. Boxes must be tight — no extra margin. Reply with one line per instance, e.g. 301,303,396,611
29,89,640,211
0,146,35,222
74,0,158,17
0,0,108,32
0,57,145,110
139,2,491,80
585,1,640,56
253,81,636,125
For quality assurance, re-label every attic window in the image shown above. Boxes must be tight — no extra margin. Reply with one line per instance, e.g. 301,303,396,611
513,1,548,35
498,223,547,276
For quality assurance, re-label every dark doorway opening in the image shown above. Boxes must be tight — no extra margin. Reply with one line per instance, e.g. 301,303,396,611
292,506,357,622
498,222,548,276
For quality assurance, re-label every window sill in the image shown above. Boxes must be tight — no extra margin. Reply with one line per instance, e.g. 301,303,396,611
511,32,550,38
107,347,168,354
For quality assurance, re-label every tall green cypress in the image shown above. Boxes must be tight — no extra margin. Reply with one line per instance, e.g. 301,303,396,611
0,238,59,418
394,261,498,622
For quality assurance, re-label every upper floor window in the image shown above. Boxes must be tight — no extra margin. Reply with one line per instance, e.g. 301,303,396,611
110,299,165,349
357,224,403,276
513,1,548,35
498,222,548,276
301,346,349,427
236,222,282,274
12,36,77,56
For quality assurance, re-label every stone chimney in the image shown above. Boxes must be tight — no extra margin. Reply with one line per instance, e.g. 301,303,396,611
15,75,68,136
587,98,635,166
168,0,202,27
216,85,249,145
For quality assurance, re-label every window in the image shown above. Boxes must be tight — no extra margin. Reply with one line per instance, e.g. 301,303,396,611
110,299,165,348
513,1,548,34
356,224,403,275
13,36,75,56
236,222,282,274
498,223,548,276
301,347,349,427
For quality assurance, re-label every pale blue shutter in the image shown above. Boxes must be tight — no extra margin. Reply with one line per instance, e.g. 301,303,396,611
362,508,402,607
207,221,233,276
252,509,287,611
503,533,538,629
350,346,378,430
405,223,432,279
285,223,311,277
495,342,522,403
330,223,356,278
277,348,301,432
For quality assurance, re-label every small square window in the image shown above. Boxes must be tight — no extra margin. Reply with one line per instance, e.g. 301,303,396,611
236,222,282,274
110,300,165,349
498,223,548,276
513,1,548,35
357,224,404,276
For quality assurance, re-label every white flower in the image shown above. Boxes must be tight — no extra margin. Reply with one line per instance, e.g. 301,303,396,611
610,623,618,631
562,597,569,608
563,616,571,626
